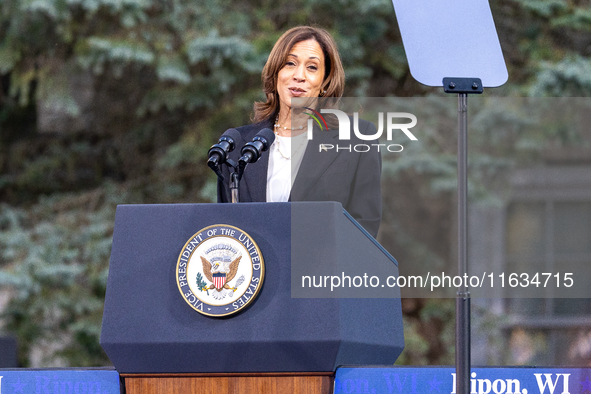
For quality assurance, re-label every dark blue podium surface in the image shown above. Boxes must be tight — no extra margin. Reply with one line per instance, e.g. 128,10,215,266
100,202,403,373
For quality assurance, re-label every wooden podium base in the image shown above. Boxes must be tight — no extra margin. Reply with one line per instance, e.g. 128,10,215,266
122,372,334,394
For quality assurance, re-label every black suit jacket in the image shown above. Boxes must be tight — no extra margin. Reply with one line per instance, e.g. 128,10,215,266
217,118,382,237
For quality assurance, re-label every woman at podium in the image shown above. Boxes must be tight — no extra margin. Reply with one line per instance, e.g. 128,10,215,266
217,26,382,238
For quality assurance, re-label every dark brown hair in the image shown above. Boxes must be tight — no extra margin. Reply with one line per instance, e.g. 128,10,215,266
253,26,345,122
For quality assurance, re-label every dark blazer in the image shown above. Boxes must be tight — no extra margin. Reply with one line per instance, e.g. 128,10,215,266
217,118,382,237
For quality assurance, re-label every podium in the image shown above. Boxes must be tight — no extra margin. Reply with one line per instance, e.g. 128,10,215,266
100,202,404,393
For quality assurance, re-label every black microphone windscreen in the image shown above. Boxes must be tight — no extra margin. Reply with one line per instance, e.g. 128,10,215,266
220,128,242,149
256,128,275,142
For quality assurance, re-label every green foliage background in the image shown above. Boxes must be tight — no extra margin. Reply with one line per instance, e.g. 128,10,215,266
1,0,590,367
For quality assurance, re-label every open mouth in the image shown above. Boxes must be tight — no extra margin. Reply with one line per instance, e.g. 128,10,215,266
289,87,307,96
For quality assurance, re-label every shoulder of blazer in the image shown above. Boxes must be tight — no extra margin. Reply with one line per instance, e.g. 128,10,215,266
236,120,273,138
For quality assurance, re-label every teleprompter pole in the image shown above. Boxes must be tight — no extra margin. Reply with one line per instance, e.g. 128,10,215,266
456,92,470,394
443,78,482,394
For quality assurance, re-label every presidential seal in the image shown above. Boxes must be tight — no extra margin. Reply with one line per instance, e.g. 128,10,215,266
176,224,264,317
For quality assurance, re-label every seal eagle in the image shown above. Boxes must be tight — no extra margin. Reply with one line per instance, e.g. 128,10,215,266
200,255,242,291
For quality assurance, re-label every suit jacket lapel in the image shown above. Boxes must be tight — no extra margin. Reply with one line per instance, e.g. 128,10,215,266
290,127,340,201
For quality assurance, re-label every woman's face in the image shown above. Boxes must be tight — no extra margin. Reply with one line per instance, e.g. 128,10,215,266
276,39,326,113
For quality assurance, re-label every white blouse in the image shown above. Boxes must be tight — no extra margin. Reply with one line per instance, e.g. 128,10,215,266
266,132,309,202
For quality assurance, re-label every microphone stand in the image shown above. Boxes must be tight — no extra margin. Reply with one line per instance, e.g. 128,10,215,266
230,171,240,203
223,158,240,203
213,129,274,204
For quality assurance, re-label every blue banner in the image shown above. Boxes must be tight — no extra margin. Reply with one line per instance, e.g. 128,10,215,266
0,369,120,394
335,367,591,394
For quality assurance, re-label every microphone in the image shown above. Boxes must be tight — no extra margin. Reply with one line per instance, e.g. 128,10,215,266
208,128,242,180
238,128,275,178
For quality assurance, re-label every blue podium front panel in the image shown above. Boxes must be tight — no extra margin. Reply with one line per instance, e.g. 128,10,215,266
100,202,403,373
